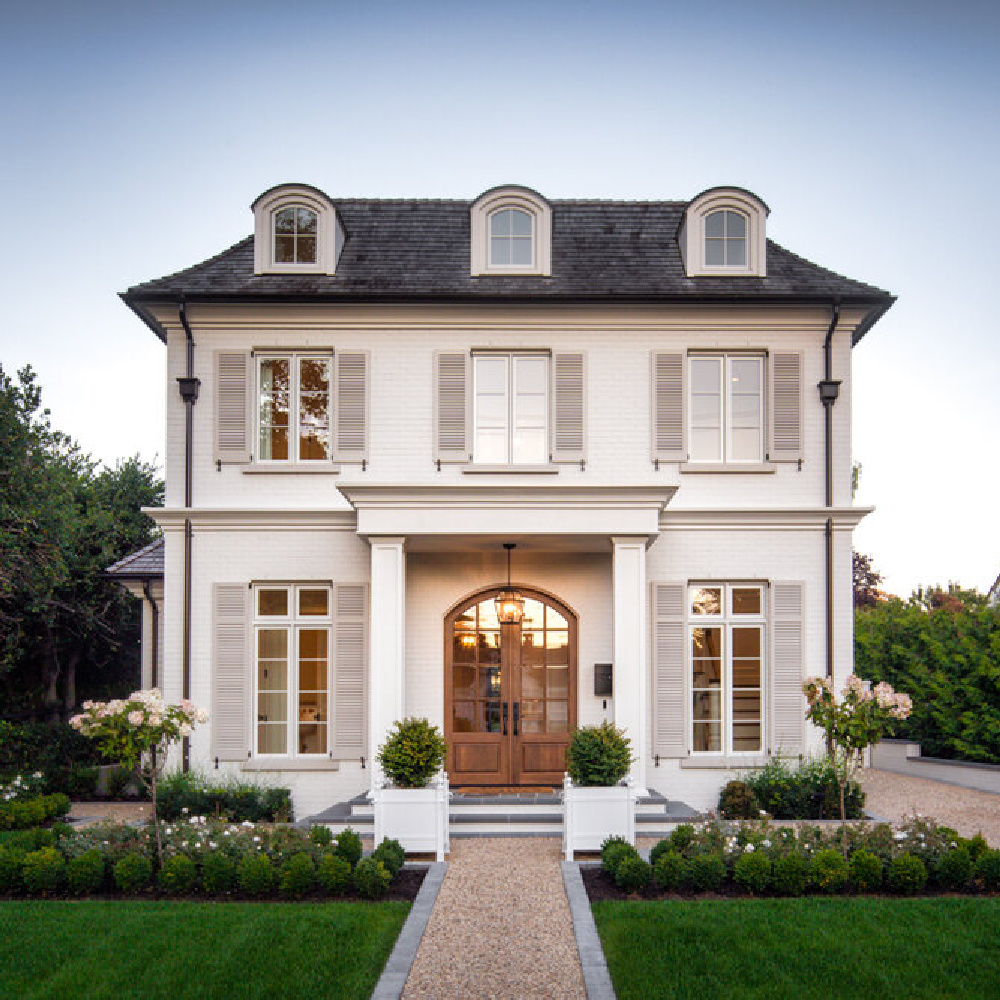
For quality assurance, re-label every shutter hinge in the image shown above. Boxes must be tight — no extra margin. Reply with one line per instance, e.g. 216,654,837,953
216,459,222,472
360,756,366,769
579,458,586,471
797,458,803,471
247,750,251,759
654,754,660,768
654,458,660,471
435,459,441,472
214,757,219,770
361,458,367,471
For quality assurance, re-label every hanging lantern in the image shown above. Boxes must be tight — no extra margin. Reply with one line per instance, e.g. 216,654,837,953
495,543,524,625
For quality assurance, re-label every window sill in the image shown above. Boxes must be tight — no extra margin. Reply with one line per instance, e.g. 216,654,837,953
243,465,341,475
241,759,341,772
462,464,559,475
680,754,769,769
679,462,775,475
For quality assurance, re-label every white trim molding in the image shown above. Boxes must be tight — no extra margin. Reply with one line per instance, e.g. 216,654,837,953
251,183,343,276
679,186,768,278
144,507,357,531
659,506,874,531
470,185,552,276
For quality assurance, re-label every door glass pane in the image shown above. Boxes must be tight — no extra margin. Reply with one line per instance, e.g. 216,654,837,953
521,699,544,734
453,665,475,698
521,631,544,665
453,701,475,733
474,429,507,464
258,724,286,754
690,357,721,394
258,628,288,660
478,632,501,663
257,693,288,723
693,721,721,752
691,588,722,616
513,428,546,465
690,428,721,462
298,723,325,754
521,599,545,629
730,428,761,462
546,631,569,664
483,701,501,733
522,665,545,699
258,589,288,617
298,358,330,460
547,665,569,698
545,606,567,630
692,690,721,721
298,589,328,616
480,666,502,698
259,359,290,461
453,631,476,663
477,600,499,631
546,701,568,734
732,587,761,615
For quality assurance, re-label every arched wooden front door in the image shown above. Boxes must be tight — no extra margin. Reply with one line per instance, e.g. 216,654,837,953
445,588,577,787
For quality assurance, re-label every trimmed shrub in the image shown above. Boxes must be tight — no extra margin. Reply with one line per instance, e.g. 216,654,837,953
237,854,274,897
309,825,333,847
0,849,25,892
972,849,1000,890
688,852,726,892
669,824,697,853
733,850,772,895
377,718,448,788
601,835,631,868
114,852,153,893
22,847,65,895
888,853,927,895
849,850,883,893
772,852,809,896
155,771,292,823
202,852,237,895
279,852,316,899
602,841,638,879
934,846,972,891
67,849,105,895
565,722,632,786
653,851,688,892
335,828,363,868
739,756,865,820
353,857,391,899
718,780,758,820
1,827,58,853
965,833,990,863
372,839,405,879
810,850,849,894
614,855,651,893
158,854,198,895
648,839,672,869
317,854,352,894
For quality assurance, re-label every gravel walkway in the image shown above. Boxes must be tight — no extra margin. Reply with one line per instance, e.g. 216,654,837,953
402,838,585,1000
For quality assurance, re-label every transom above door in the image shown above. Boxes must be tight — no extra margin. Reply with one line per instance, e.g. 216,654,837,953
445,588,577,787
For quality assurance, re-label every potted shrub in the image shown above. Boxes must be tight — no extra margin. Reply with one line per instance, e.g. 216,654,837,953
562,721,636,860
373,718,449,861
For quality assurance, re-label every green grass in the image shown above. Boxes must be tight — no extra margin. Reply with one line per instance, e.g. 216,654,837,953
593,897,1000,1000
0,900,410,999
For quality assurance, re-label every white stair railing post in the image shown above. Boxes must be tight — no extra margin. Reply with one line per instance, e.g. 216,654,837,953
563,772,574,861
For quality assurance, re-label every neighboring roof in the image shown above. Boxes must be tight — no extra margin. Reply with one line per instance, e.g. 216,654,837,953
122,199,894,343
988,571,1000,607
105,537,164,579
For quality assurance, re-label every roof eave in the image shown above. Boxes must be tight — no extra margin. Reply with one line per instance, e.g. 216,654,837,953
850,295,897,347
120,292,169,344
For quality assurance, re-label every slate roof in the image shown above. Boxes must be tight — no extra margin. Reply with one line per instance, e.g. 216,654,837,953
105,537,164,579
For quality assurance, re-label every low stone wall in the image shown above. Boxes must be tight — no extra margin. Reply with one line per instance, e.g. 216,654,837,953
872,739,1000,795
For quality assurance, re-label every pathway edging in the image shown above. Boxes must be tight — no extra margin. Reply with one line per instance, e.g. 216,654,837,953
560,861,616,1000
371,862,447,1000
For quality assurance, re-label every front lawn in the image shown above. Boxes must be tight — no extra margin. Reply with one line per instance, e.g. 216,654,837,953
0,900,409,999
593,897,1000,1000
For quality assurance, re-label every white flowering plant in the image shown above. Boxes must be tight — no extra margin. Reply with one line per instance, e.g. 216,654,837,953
0,772,45,803
69,689,208,861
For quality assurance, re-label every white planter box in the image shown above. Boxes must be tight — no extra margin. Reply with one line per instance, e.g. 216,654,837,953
562,773,636,861
372,771,449,862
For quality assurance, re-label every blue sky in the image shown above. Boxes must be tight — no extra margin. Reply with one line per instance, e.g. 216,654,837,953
1,0,998,598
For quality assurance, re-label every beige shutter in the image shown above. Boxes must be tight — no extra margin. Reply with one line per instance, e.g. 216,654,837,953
652,582,687,757
434,351,469,463
551,352,586,463
333,584,367,758
214,351,252,464
651,351,686,463
770,352,803,461
770,581,805,754
335,351,369,462
212,583,249,762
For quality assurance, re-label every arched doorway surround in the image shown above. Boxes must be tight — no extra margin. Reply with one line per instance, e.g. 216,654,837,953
444,586,578,786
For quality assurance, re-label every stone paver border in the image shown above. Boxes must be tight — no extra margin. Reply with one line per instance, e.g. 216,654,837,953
560,861,616,1000
371,861,448,1000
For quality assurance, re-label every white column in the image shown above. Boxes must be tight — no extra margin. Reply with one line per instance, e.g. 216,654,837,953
369,536,406,792
612,535,648,794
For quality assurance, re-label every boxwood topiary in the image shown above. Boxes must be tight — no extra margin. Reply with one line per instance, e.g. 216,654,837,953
67,849,105,895
849,849,883,893
202,852,237,895
335,828,363,868
114,852,152,894
973,849,1000,890
158,854,199,895
718,780,759,820
653,850,688,892
888,853,927,895
688,852,726,892
565,722,633,786
934,846,971,891
649,839,672,869
318,854,352,894
810,849,849,894
372,839,405,878
614,855,651,893
279,852,316,899
668,824,696,853
377,718,447,788
772,851,809,896
22,847,65,896
237,854,274,897
0,849,25,893
353,857,391,899
733,850,772,895
602,841,638,878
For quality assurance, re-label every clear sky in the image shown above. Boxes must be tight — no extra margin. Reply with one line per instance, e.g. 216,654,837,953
1,0,998,599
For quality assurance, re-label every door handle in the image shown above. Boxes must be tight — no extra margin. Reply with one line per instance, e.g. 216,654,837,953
502,701,508,736
512,701,519,736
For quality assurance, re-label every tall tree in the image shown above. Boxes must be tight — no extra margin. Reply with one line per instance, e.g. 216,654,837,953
852,551,884,609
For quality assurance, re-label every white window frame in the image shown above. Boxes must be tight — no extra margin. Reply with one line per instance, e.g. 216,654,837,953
255,352,333,464
680,187,767,277
470,186,552,276
253,584,333,760
687,352,765,464
252,183,341,276
472,352,549,466
687,582,766,757
488,207,536,270
272,204,319,265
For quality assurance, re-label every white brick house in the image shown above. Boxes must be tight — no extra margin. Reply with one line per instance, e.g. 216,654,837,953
116,183,893,817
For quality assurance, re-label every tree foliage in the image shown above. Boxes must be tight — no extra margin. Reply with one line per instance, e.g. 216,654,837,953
855,591,1000,763
0,365,162,718
852,552,884,609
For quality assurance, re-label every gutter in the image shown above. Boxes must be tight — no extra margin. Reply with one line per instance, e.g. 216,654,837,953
818,302,842,680
177,300,201,770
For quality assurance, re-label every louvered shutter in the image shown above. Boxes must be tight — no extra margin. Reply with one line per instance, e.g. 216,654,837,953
651,352,686,463
652,583,687,757
434,351,469,463
333,584,367,758
770,352,803,461
335,351,368,462
770,582,805,754
214,351,252,464
212,583,249,761
551,352,586,463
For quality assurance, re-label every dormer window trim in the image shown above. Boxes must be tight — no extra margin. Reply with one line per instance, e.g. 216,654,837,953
680,187,768,278
252,183,342,277
470,186,552,277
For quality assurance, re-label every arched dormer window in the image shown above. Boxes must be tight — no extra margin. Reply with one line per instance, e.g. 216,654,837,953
471,186,551,276
252,183,343,276
680,187,768,277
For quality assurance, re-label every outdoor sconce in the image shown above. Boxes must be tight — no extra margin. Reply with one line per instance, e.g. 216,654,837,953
594,663,613,697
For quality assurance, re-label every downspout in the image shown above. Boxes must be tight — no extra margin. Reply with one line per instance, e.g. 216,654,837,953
177,300,200,771
141,578,160,689
818,301,842,681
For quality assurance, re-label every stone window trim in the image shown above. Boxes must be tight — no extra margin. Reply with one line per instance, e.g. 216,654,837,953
470,185,552,276
679,186,768,277
252,183,342,276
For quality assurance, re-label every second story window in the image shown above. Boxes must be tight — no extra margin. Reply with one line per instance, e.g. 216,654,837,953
473,353,548,465
273,206,318,264
489,208,534,267
689,354,763,463
258,354,331,462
